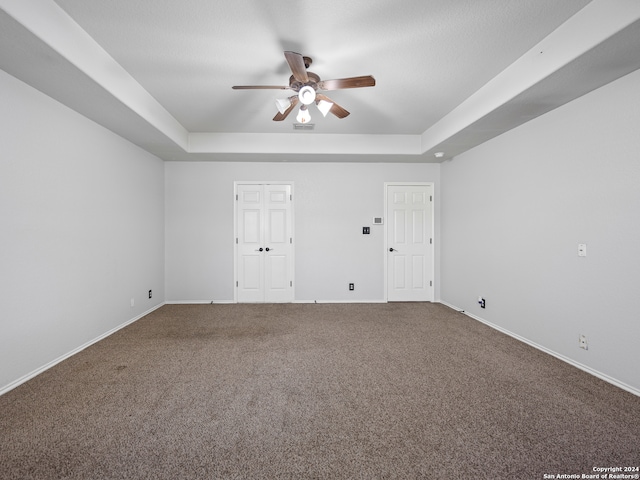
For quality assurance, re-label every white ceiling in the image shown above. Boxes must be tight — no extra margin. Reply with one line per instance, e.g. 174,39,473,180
1,0,640,162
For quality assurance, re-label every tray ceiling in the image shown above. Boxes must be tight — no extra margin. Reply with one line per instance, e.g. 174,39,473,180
1,0,639,162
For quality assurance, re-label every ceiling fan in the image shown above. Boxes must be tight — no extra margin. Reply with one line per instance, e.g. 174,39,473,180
232,51,375,123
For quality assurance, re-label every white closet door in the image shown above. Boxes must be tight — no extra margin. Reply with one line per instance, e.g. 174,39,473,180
386,184,433,302
236,184,293,303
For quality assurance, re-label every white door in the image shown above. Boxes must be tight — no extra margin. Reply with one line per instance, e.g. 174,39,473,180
236,184,293,303
386,184,433,302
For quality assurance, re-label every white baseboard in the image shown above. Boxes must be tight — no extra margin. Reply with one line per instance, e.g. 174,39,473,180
438,301,640,398
166,300,388,304
0,302,165,397
293,299,387,304
165,300,235,304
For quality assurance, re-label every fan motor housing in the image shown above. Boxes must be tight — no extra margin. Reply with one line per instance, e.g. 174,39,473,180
289,72,320,92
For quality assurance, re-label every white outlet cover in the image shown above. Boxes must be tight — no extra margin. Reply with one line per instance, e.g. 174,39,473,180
579,334,588,350
578,243,587,257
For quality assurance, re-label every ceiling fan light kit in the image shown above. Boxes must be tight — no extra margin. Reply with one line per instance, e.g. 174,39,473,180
296,105,311,124
275,97,292,115
233,51,375,124
316,99,333,117
298,86,316,105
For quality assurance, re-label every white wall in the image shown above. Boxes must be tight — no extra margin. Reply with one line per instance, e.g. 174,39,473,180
440,69,640,393
0,70,165,393
165,162,440,303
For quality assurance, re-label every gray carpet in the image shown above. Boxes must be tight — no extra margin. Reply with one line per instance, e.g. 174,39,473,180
1,303,639,479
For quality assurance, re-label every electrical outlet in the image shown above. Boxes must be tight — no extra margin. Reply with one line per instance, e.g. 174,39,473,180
478,296,486,309
148,289,152,299
349,283,354,291
579,334,588,350
578,243,587,257
363,227,370,234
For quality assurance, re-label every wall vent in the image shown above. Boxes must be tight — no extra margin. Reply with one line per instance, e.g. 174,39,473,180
293,123,315,131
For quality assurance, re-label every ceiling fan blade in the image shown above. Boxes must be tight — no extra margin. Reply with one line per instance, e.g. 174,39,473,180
317,75,376,90
232,85,291,90
284,51,309,83
273,96,299,121
316,94,350,119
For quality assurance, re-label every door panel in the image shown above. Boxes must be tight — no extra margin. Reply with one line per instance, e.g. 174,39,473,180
393,256,406,288
412,255,424,288
268,210,287,243
238,252,263,302
242,210,261,243
412,210,424,243
242,256,261,289
266,255,287,289
394,210,406,243
387,184,433,302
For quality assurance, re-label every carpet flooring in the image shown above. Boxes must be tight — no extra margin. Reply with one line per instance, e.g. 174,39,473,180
1,303,639,479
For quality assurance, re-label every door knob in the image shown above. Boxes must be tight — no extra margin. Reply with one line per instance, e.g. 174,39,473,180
265,247,270,251
389,247,395,252
257,248,263,252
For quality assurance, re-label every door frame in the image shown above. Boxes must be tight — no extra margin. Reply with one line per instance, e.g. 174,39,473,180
383,182,435,303
233,181,295,303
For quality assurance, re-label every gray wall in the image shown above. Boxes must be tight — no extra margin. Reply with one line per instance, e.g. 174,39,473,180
165,162,440,303
0,70,165,393
440,69,640,392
